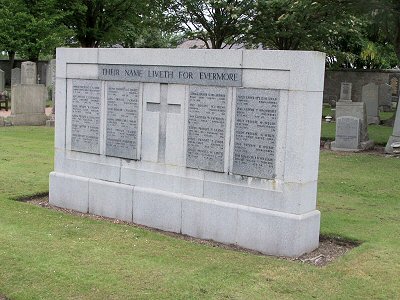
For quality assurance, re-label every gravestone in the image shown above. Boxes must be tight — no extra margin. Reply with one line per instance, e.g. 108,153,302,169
339,82,352,101
11,68,21,86
379,83,392,112
9,85,47,125
361,83,380,124
331,117,361,151
21,61,37,84
385,103,400,153
46,59,56,88
335,102,374,150
0,69,5,92
9,61,48,125
49,48,325,257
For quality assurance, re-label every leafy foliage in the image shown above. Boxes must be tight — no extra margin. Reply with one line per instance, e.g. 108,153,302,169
167,0,256,49
57,0,151,47
0,0,71,61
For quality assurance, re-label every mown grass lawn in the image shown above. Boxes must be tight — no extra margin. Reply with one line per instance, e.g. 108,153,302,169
0,126,399,299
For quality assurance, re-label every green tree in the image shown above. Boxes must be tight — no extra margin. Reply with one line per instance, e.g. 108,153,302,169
58,0,148,47
0,0,70,64
167,0,256,49
0,0,28,67
106,0,180,48
250,0,398,69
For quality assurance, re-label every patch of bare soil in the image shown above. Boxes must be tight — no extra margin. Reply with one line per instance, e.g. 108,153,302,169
292,235,359,266
0,295,9,300
24,195,360,267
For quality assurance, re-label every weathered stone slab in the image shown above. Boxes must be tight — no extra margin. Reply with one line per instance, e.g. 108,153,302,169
339,82,352,101
46,59,56,87
9,84,47,125
99,64,242,87
71,80,101,154
361,82,379,124
106,81,140,159
21,61,37,84
186,86,227,172
232,88,279,178
11,68,21,86
335,102,368,141
333,116,361,150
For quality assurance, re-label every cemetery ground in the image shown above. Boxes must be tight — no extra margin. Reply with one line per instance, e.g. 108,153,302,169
0,127,399,299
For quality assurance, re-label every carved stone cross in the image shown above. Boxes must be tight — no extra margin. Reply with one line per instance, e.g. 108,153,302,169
146,84,181,163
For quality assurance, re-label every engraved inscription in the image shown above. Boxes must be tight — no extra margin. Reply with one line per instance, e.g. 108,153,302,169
232,88,279,179
99,65,242,87
106,81,140,159
335,116,360,149
187,86,227,172
71,80,101,154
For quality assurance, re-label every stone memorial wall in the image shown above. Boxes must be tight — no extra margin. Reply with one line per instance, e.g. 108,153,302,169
50,48,325,257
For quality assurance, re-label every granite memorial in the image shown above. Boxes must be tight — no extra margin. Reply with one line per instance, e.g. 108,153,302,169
21,61,37,84
11,68,21,86
362,82,380,124
339,82,352,101
331,116,361,151
49,48,325,257
335,82,374,150
9,61,48,125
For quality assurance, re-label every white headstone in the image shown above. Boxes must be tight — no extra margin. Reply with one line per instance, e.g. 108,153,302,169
11,68,21,86
332,116,361,151
0,69,5,92
49,48,326,257
339,82,352,101
21,61,37,85
362,82,379,124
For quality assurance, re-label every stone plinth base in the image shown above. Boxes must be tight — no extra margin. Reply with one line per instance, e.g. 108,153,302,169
331,140,374,152
49,171,320,257
385,135,400,154
8,113,47,126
